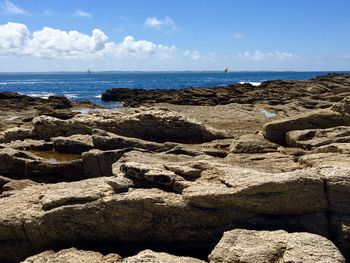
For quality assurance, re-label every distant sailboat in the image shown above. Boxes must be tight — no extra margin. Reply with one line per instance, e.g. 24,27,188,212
87,69,92,74
224,67,229,74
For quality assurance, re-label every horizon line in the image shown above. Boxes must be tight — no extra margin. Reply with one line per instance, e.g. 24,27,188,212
0,70,349,74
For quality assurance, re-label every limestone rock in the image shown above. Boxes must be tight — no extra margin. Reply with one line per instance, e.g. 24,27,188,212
82,149,131,178
53,134,93,154
32,108,226,143
0,148,84,182
263,109,350,145
22,248,122,263
209,229,345,263
315,143,350,154
230,134,278,153
224,152,301,173
286,126,350,149
0,139,52,151
0,127,34,143
114,151,209,192
0,169,332,262
182,166,326,214
298,153,350,167
123,249,205,263
92,129,176,152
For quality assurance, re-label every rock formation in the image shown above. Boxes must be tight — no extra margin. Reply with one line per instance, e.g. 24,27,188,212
1,73,350,262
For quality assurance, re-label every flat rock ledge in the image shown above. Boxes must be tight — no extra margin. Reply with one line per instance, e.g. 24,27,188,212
2,74,350,262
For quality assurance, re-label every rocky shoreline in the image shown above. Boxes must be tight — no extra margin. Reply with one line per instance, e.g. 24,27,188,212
1,73,350,262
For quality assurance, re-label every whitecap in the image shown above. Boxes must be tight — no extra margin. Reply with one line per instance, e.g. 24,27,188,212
27,92,56,99
239,81,261,86
64,93,78,99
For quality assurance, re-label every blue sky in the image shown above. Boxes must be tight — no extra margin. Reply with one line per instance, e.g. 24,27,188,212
0,0,349,71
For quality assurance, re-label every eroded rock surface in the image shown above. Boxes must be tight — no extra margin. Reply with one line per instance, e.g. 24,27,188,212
209,229,345,263
1,74,350,262
33,108,226,143
22,248,122,263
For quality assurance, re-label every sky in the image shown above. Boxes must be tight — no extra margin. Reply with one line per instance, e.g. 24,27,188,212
0,0,350,72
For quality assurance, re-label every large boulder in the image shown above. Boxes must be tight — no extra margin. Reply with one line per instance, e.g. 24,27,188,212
263,109,349,145
32,109,226,143
209,229,345,263
263,97,350,145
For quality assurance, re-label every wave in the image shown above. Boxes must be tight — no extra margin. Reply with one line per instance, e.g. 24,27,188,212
26,92,56,99
64,93,78,99
239,81,261,86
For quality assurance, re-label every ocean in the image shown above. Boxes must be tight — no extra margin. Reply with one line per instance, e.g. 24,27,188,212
0,71,347,107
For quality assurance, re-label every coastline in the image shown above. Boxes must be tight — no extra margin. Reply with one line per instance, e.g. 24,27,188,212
0,73,350,262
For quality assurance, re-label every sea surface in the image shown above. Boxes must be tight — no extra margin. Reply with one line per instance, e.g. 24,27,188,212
0,71,348,107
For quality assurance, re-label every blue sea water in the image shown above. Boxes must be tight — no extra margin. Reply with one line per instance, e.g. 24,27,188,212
0,71,348,107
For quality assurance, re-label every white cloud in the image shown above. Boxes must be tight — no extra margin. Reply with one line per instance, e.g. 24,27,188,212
1,0,28,15
73,9,92,18
233,32,245,40
144,16,177,31
183,50,201,60
238,50,295,61
0,22,30,55
0,22,179,60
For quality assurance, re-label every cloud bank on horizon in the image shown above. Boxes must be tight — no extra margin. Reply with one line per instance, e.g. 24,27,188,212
0,21,296,71
0,0,349,71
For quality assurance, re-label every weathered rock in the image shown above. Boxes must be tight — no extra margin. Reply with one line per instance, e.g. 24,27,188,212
32,115,92,140
0,166,336,262
2,179,37,193
101,74,350,107
287,126,350,149
230,133,278,153
209,229,345,263
123,249,205,263
0,139,52,151
0,148,84,182
298,153,350,168
263,109,350,145
92,129,176,152
53,134,93,154
22,248,122,263
0,127,34,143
82,149,132,178
182,166,326,214
32,108,226,143
224,152,301,173
114,151,210,192
316,143,350,154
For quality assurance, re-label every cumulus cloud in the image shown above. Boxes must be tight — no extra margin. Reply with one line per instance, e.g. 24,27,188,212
233,32,245,40
0,22,179,60
0,22,30,55
73,9,92,18
1,0,28,15
238,50,295,61
144,16,177,31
